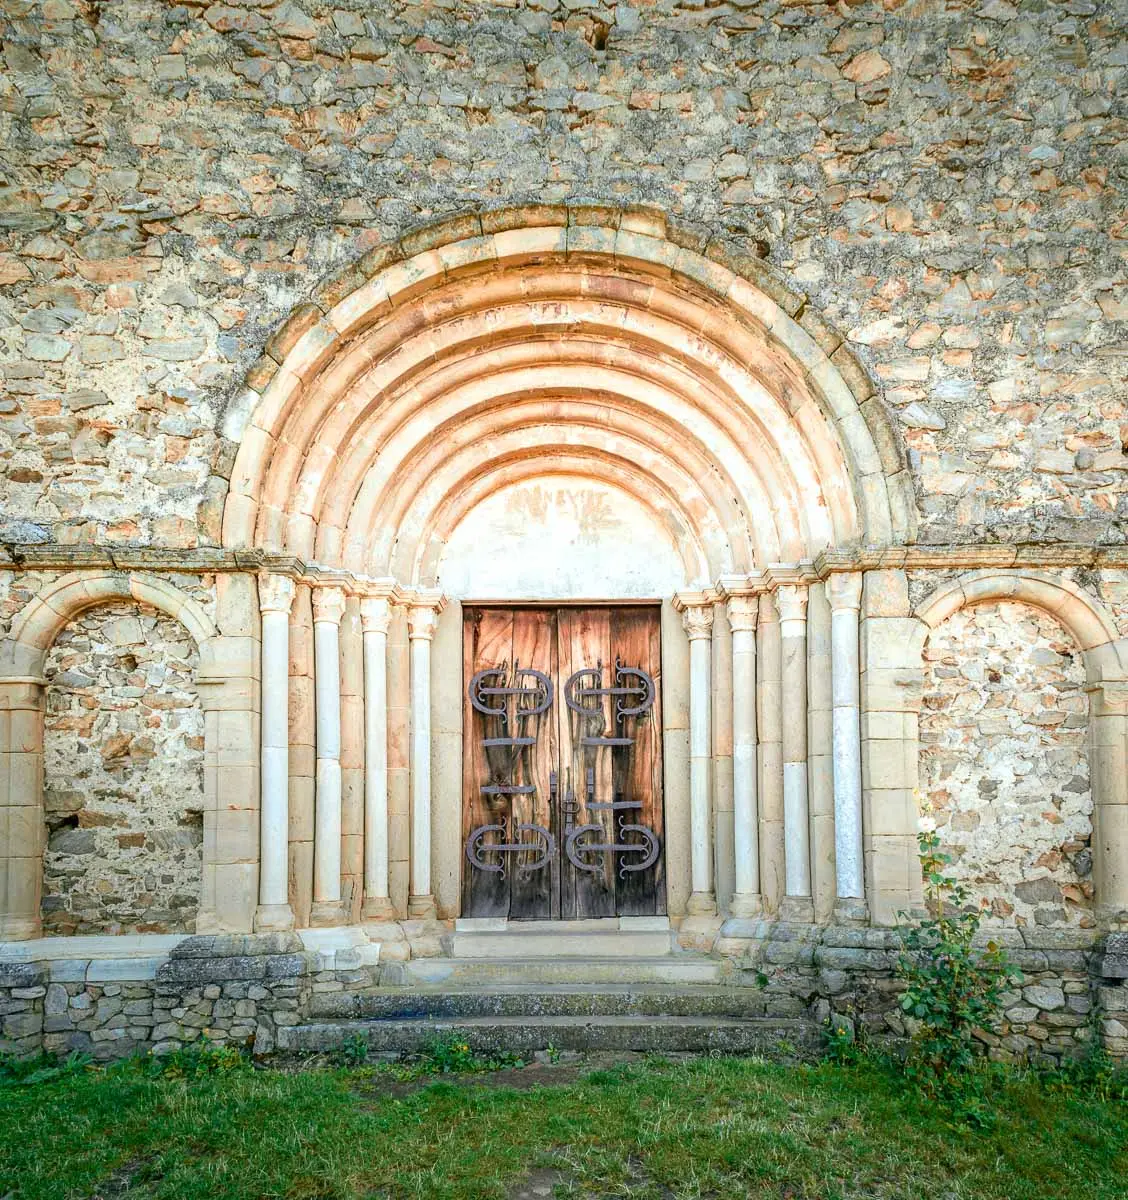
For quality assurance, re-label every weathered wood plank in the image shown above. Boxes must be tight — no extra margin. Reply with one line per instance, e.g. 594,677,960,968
461,607,514,918
508,608,556,920
558,607,616,920
611,606,665,916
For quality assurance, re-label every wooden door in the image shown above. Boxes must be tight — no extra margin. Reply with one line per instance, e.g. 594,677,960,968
462,605,664,920
462,607,559,920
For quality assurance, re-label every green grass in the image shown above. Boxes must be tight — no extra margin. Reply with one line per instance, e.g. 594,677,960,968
2,1053,1126,1199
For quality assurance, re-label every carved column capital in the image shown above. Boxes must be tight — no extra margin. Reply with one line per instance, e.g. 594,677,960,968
681,603,714,641
726,595,759,634
774,584,809,627
827,571,864,612
360,596,392,635
258,573,296,615
311,585,347,626
407,603,440,642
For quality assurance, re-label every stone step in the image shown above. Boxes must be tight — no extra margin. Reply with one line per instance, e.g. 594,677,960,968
452,918,669,934
276,1014,817,1057
309,984,791,1021
447,929,674,959
380,956,726,988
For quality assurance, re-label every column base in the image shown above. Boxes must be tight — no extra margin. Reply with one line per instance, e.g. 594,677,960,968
833,898,869,925
194,909,224,934
728,891,763,918
361,895,397,921
686,890,717,916
0,915,41,941
308,899,346,927
408,892,437,919
778,895,815,923
254,903,296,932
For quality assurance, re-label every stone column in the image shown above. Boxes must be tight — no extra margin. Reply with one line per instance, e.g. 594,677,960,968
407,598,443,918
0,678,45,940
829,572,866,917
287,584,316,927
859,569,922,926
1090,682,1128,926
806,581,835,923
339,596,365,920
386,606,411,913
711,602,734,911
360,596,394,920
310,585,346,927
255,574,295,932
777,584,812,919
680,600,716,915
756,593,784,913
727,595,761,916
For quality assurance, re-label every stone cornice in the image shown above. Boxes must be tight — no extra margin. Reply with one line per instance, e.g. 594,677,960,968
813,544,1128,572
2,542,1127,582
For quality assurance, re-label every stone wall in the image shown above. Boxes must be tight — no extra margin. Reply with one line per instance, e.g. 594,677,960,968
0,934,381,1062
2,926,1124,1064
919,600,1093,929
42,601,204,935
0,0,1124,550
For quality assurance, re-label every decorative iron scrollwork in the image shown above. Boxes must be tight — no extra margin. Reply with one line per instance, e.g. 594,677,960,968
466,663,554,877
470,666,552,733
556,767,661,878
465,817,556,880
465,658,660,883
564,659,655,746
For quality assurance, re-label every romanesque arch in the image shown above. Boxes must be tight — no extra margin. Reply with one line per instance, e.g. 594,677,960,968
206,205,917,931
913,571,1128,924
0,572,253,940
219,205,914,578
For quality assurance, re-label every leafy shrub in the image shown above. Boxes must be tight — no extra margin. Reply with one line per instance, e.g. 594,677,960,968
896,827,1022,1125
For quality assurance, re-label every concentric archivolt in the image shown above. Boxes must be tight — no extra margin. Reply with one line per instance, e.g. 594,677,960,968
221,207,912,588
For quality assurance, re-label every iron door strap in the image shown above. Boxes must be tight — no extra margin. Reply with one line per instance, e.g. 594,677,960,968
564,659,655,747
561,768,661,877
465,818,556,880
465,657,661,880
470,666,553,717
565,822,661,877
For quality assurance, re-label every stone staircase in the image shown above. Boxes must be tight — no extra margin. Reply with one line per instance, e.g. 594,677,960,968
276,924,820,1057
279,978,816,1056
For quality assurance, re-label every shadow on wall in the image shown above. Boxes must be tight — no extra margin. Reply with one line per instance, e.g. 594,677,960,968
42,601,204,936
920,600,1092,929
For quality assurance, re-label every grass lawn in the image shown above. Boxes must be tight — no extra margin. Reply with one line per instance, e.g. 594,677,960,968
1,1052,1126,1200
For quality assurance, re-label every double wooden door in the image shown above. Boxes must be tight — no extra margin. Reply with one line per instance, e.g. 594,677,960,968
462,605,665,921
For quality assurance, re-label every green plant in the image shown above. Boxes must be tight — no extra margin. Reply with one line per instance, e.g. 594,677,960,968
397,1032,524,1079
1037,1023,1128,1103
0,1050,92,1088
142,1039,249,1080
822,1017,864,1067
420,1032,478,1073
896,827,1022,1125
332,1032,371,1068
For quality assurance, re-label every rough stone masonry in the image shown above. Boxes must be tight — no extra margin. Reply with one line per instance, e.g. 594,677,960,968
1,0,1127,1061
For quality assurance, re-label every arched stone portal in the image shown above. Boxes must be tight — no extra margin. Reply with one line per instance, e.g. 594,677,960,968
219,205,914,936
0,571,257,940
